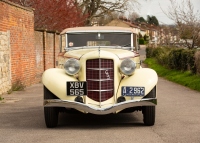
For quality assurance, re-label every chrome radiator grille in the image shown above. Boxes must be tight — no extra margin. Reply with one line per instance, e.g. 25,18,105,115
86,59,114,102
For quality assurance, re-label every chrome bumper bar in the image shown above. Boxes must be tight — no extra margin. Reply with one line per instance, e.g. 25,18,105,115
44,98,157,115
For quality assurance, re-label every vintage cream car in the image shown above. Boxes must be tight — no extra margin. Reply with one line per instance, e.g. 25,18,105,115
42,26,158,128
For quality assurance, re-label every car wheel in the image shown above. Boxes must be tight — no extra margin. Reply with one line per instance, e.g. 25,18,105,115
142,86,156,126
44,86,59,128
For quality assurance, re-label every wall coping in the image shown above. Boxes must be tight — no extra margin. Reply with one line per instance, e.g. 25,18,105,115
0,0,33,12
35,29,60,34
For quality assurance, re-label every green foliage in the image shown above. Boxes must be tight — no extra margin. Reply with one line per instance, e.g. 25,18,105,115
139,34,149,45
168,49,196,73
146,47,197,74
146,47,154,58
144,41,148,45
146,47,171,58
135,17,146,23
139,38,145,44
195,51,200,74
168,49,185,70
144,58,200,92
147,15,159,26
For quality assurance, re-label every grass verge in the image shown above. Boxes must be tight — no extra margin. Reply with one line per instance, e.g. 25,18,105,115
144,58,200,92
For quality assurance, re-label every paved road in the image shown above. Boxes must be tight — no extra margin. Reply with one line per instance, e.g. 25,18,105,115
138,45,146,61
0,46,200,143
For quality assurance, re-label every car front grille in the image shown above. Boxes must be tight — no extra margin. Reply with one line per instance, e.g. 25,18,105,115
86,59,114,102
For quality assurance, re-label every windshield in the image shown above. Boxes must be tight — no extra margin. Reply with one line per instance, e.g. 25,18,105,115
67,32,131,47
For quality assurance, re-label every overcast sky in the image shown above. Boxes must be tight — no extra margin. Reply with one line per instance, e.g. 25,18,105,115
135,0,200,25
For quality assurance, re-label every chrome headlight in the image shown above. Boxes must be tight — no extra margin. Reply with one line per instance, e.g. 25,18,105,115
120,59,136,75
64,59,80,75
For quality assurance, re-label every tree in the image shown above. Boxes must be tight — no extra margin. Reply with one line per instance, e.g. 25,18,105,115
139,32,143,38
96,12,120,26
160,25,177,45
147,15,159,26
135,17,146,23
75,0,138,25
164,0,200,49
9,0,87,32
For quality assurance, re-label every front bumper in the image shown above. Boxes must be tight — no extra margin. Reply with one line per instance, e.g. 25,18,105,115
44,98,157,115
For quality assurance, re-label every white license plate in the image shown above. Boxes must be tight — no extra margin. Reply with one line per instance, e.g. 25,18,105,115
67,82,87,96
121,86,145,96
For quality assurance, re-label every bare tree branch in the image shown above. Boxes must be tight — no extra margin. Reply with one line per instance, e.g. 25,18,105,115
76,0,138,25
161,0,200,49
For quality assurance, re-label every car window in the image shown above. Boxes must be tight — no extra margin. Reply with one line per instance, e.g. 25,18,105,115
67,32,131,47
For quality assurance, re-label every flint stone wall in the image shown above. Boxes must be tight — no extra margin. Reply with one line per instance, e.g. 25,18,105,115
0,31,11,95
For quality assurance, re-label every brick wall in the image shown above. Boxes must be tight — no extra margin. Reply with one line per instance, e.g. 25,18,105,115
55,32,60,65
45,33,54,69
0,0,37,89
0,0,61,94
34,30,60,76
34,31,44,82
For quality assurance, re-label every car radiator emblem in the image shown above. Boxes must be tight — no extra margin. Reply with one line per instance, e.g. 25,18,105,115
105,70,110,79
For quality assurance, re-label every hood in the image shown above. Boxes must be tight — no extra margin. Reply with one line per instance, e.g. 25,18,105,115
64,48,138,60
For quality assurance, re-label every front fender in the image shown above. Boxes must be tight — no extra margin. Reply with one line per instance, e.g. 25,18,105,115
117,68,158,97
42,68,77,99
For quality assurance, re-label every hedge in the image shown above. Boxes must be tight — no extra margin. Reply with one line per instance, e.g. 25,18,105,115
146,47,199,74
195,51,200,74
139,38,145,45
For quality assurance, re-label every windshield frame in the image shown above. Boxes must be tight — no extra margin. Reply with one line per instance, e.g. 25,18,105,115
64,31,134,51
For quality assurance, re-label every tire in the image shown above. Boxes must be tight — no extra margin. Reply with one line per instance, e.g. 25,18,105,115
44,86,59,128
142,86,156,126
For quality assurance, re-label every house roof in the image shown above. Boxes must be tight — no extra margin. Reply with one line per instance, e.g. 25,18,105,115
106,19,160,32
122,21,139,28
106,19,139,29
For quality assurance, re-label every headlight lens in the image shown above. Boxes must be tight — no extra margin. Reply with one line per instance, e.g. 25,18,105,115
120,59,136,75
64,59,80,75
